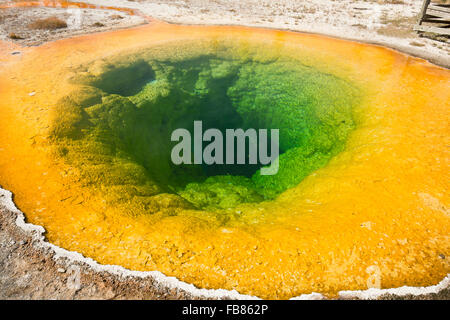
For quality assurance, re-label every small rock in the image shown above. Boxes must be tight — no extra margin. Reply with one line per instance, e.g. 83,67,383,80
57,268,66,273
29,92,36,96
11,51,21,55
439,254,445,260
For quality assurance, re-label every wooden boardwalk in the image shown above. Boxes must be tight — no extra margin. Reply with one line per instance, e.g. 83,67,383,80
414,0,450,36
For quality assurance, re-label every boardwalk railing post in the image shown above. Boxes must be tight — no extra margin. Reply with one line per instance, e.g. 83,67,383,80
417,0,431,26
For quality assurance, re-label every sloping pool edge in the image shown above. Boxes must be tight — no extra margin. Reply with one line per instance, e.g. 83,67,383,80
1,186,448,300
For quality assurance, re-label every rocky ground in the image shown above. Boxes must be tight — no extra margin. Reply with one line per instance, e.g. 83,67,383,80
0,4,146,46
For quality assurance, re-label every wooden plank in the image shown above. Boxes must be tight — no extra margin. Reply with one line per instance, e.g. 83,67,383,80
427,8,450,20
428,4,450,13
414,24,450,35
422,18,448,23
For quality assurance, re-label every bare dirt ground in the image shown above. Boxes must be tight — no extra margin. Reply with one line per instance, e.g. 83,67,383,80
0,0,449,300
0,5,146,46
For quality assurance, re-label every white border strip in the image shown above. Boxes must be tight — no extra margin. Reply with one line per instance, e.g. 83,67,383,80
339,276,450,300
0,186,448,300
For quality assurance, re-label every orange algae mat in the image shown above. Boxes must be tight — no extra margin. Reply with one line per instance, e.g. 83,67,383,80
0,22,449,299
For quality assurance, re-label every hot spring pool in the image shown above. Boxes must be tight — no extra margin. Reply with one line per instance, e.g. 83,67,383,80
0,23,448,299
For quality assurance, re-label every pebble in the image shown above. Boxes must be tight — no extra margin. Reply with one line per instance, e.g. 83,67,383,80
29,92,36,96
57,268,66,273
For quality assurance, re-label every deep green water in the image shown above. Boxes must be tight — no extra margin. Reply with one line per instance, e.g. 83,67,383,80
51,43,361,213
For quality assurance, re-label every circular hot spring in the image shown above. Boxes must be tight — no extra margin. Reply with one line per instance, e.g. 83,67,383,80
3,36,448,300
